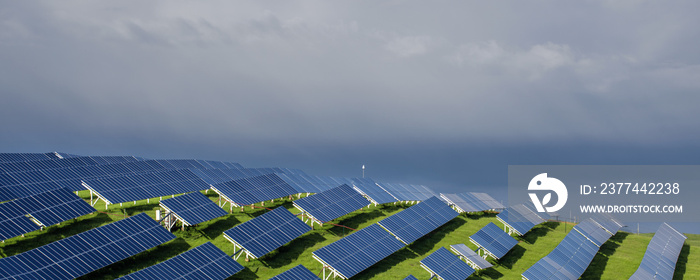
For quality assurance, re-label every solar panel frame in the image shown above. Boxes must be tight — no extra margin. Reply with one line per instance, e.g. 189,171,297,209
223,207,311,259
159,192,228,226
211,173,299,207
351,178,398,205
293,184,369,223
629,223,687,280
450,244,493,270
573,218,612,247
469,222,518,260
420,247,476,280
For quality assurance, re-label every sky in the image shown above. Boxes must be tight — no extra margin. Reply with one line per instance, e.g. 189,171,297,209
2,1,700,232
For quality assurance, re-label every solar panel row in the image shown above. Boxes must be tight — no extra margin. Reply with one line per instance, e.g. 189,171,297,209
630,223,687,280
573,218,612,247
293,184,369,223
0,213,175,280
313,224,405,279
496,204,546,235
159,192,228,226
277,173,354,194
0,156,139,174
270,265,321,280
0,152,64,163
522,223,604,280
83,169,211,205
351,178,397,205
377,196,458,245
420,247,475,280
224,207,311,259
211,174,298,206
440,192,504,213
117,242,244,280
469,222,518,260
378,182,439,202
592,213,625,235
190,167,290,185
0,188,95,240
449,244,493,270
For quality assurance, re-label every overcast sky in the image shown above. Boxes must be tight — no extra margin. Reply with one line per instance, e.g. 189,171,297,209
2,1,700,203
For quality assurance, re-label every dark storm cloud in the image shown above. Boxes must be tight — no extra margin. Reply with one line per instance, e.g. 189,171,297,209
2,0,700,198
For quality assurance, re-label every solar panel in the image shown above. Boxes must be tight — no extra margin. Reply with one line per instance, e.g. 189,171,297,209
440,192,504,213
469,222,518,260
403,275,419,280
378,182,439,202
0,152,57,163
0,156,139,174
276,173,354,194
450,244,493,270
117,242,243,280
270,265,321,280
0,213,175,279
496,204,546,235
591,213,624,235
159,192,228,226
420,247,476,280
211,174,298,206
521,225,601,280
0,188,95,240
630,223,687,280
313,224,404,279
573,218,612,247
293,184,369,224
223,207,311,259
82,169,211,205
377,196,458,245
351,178,398,204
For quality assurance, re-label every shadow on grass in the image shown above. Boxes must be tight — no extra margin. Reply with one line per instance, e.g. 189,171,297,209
230,266,259,280
465,212,498,220
200,215,241,239
352,247,420,280
580,232,627,279
77,237,192,280
470,267,505,279
499,244,526,269
673,243,691,279
520,222,559,245
264,232,326,268
0,213,112,257
327,209,388,237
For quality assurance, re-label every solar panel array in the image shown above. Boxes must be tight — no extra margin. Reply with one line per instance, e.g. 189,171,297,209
420,247,476,280
211,174,298,206
0,213,175,280
0,188,95,240
82,169,211,204
293,184,369,223
522,220,609,280
0,152,65,163
573,218,612,247
189,167,294,185
496,204,546,235
469,222,518,260
592,213,624,235
313,224,405,279
450,244,493,270
630,223,687,280
378,182,439,202
159,192,228,226
224,207,311,259
377,196,458,245
270,265,321,280
440,192,504,213
117,242,244,280
0,156,139,174
277,173,354,194
351,178,398,204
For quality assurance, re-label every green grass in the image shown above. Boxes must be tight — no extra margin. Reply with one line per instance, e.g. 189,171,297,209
1,191,698,279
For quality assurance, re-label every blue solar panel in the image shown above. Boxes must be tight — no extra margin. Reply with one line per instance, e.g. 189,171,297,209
469,222,517,260
0,152,57,163
83,169,211,204
420,247,475,280
160,192,228,226
522,225,601,280
0,213,175,279
117,242,243,280
630,223,687,280
212,174,298,206
224,207,311,259
441,192,504,213
270,265,321,280
0,156,139,174
293,184,369,223
450,244,493,269
404,275,419,280
573,218,612,247
0,188,95,240
591,214,624,235
497,204,545,236
313,224,404,279
378,182,439,202
377,196,457,245
351,178,398,204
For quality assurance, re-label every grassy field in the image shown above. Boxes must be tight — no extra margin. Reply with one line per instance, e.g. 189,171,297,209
0,190,697,279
